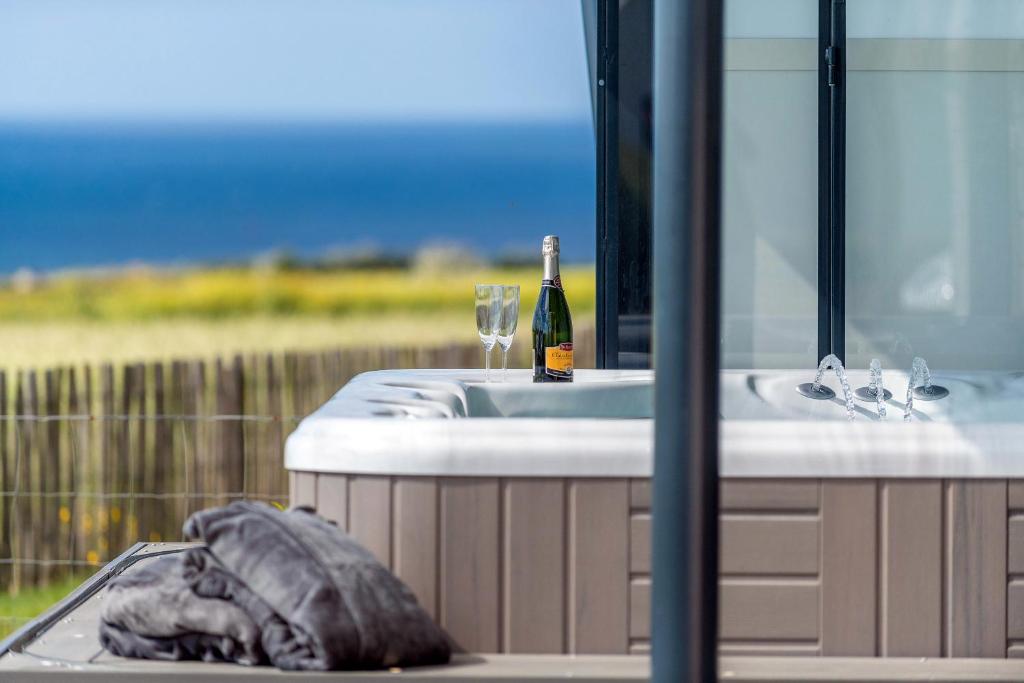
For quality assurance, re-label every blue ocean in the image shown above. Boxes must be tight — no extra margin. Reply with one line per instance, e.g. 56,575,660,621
0,122,595,273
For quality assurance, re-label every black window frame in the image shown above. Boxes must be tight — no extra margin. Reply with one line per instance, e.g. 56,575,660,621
596,0,849,367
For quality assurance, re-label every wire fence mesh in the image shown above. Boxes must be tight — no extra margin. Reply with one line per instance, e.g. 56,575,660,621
0,329,595,634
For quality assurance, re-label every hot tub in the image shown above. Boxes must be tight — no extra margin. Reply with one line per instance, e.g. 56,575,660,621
286,368,1024,660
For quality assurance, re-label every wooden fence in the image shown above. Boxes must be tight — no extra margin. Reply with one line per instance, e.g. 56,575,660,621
0,328,595,595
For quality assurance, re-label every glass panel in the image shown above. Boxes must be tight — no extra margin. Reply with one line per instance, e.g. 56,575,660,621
721,0,819,368
846,1,1024,370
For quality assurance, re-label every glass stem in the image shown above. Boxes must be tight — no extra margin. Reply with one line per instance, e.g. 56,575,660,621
502,348,508,382
484,345,491,382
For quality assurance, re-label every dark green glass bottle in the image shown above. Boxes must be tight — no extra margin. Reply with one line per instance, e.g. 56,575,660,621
532,235,573,382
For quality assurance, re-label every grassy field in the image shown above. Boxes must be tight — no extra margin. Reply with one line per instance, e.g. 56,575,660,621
0,264,596,369
0,574,93,638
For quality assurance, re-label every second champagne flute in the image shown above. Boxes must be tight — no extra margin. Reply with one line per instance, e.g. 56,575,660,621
497,285,520,381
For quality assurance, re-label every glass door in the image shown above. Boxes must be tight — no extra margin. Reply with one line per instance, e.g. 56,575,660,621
721,0,820,368
845,0,1024,370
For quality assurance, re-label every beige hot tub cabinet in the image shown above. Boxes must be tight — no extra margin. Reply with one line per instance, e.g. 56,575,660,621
286,368,1024,660
290,473,1021,659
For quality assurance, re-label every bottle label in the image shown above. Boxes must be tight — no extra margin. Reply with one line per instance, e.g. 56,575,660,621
545,342,574,378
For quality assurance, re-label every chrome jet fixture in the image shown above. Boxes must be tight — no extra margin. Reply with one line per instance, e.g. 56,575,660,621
903,356,949,422
797,354,856,421
854,358,890,419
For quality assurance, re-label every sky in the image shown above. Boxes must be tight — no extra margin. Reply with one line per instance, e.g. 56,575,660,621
0,0,593,124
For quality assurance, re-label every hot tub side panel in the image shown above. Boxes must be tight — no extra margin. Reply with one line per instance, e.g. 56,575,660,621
291,472,632,654
291,473,843,656
630,479,823,657
291,474,1023,658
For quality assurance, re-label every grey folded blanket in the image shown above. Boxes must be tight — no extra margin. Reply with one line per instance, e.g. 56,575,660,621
99,502,451,671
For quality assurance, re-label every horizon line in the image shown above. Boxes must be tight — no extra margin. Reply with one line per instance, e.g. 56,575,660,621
0,115,594,129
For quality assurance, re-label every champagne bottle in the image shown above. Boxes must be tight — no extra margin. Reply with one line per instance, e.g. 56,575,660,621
532,235,574,382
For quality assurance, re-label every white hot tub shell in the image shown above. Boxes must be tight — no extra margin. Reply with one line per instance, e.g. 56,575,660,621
286,368,1024,659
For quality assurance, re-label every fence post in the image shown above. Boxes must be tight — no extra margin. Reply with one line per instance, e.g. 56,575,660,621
216,356,245,500
169,361,186,531
0,370,8,590
12,372,25,593
266,354,285,501
23,371,39,588
182,361,203,515
153,363,170,541
67,367,82,577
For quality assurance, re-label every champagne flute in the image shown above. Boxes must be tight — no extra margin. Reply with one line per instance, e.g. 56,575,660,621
497,285,520,381
475,284,503,382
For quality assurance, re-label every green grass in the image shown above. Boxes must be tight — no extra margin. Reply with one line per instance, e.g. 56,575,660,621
0,265,596,369
0,574,94,638
0,265,595,321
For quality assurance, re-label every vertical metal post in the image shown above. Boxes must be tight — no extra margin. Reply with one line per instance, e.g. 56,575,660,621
817,0,834,362
828,0,846,362
651,0,722,681
818,0,846,362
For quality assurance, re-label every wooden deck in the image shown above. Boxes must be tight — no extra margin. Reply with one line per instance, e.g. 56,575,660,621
4,652,1024,682
3,543,1024,681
